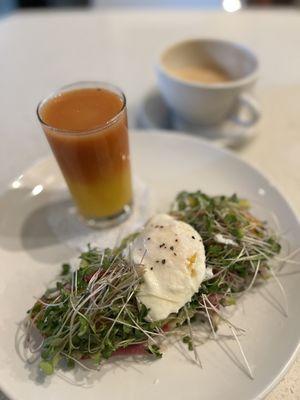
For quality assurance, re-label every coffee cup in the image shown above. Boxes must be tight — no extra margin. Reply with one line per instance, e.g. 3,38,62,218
156,39,259,126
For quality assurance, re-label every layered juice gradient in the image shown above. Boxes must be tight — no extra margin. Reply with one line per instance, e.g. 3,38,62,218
40,88,132,219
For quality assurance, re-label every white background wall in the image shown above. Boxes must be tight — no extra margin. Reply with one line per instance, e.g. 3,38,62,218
91,0,222,8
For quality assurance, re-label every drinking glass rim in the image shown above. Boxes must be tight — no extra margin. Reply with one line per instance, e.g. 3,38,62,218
36,81,127,135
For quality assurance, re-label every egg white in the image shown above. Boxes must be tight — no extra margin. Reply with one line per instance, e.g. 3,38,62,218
132,214,206,321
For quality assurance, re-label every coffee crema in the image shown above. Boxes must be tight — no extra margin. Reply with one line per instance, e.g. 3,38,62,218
168,65,231,84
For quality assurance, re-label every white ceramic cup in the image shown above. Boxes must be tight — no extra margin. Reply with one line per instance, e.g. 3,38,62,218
156,39,259,126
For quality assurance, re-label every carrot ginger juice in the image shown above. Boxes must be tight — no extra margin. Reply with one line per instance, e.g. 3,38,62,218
37,82,133,227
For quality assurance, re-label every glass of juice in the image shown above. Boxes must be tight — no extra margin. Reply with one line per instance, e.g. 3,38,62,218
37,81,133,228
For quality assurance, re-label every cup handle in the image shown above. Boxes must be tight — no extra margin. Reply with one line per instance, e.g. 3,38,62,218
230,93,261,128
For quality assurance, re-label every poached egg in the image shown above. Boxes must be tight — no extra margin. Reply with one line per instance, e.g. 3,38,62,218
131,214,206,321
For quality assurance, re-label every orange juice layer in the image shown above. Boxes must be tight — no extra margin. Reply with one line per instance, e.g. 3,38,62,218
66,167,132,219
40,88,133,219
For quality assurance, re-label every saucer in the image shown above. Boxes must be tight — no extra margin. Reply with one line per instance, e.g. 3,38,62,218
137,88,261,148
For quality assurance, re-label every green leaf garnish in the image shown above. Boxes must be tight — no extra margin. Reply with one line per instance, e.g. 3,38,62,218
26,190,280,375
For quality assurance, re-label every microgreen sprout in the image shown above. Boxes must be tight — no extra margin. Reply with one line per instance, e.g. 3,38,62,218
25,190,282,376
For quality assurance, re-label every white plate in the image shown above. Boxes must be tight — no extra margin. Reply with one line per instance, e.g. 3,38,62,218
0,130,299,400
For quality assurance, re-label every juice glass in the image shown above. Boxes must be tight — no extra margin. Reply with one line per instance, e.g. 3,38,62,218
37,81,133,228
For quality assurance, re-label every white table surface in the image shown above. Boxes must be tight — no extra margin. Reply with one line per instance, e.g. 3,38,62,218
0,8,299,400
